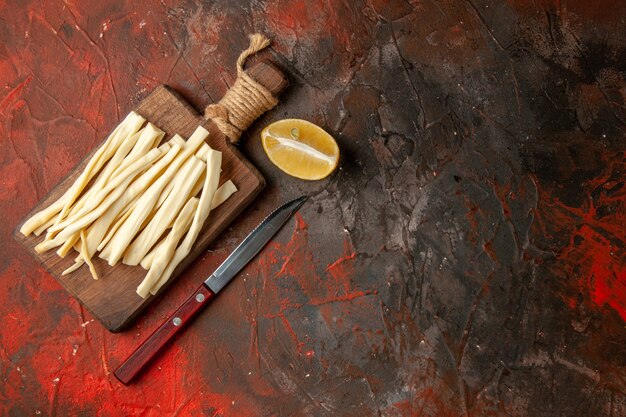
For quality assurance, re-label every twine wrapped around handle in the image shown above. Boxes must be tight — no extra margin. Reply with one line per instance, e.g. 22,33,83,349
205,34,279,143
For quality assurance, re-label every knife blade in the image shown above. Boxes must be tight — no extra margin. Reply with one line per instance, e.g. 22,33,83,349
205,195,307,294
114,196,308,384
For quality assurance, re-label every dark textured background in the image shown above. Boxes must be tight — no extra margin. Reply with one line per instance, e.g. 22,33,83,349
1,0,625,416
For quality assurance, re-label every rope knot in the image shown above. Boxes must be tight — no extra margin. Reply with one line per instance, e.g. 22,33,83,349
205,34,279,143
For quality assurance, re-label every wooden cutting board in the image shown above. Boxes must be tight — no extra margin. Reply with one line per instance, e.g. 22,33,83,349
15,61,287,332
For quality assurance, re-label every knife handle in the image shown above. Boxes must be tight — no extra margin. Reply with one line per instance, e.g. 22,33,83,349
114,284,215,385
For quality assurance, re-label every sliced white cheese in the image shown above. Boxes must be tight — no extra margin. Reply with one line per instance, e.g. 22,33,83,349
153,143,211,210
211,180,237,209
99,126,209,265
97,204,133,255
47,147,163,235
139,237,165,270
120,123,164,167
138,179,237,270
123,156,205,265
20,112,145,236
34,148,162,253
53,112,146,226
80,230,99,280
33,216,56,236
136,197,199,297
56,232,80,257
149,149,222,295
74,142,181,262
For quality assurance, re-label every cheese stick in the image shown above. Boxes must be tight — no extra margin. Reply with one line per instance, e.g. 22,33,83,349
33,216,56,236
63,142,180,269
139,179,237,270
123,156,205,265
154,143,211,209
211,180,237,209
49,149,162,234
51,115,154,234
115,123,164,171
136,197,199,297
34,148,162,253
97,205,133,253
139,237,165,270
100,127,209,265
20,112,144,236
149,149,221,295
80,230,99,280
64,124,159,222
56,232,80,258
53,112,146,226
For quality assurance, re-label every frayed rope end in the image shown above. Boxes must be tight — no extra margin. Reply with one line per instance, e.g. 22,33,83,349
208,33,279,143
249,33,271,51
236,33,272,73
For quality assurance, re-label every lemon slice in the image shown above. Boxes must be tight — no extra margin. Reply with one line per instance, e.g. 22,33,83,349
261,119,339,180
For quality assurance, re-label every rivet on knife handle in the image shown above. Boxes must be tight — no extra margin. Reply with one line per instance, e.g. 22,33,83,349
114,284,215,385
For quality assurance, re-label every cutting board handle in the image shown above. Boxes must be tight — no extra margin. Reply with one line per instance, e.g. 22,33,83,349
203,60,288,144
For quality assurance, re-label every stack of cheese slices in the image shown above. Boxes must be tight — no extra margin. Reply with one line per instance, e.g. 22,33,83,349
20,111,237,298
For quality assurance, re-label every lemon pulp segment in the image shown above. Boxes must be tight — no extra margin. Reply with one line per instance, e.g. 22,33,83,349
261,119,339,180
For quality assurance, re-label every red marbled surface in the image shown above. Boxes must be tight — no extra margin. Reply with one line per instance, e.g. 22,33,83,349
1,0,625,416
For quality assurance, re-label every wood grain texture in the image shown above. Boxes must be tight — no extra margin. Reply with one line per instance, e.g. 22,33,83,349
14,61,287,332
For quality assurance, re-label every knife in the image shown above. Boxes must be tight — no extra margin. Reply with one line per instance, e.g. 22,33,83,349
114,196,308,384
